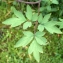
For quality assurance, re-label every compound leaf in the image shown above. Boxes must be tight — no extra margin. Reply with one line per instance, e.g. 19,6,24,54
28,39,43,62
38,14,62,34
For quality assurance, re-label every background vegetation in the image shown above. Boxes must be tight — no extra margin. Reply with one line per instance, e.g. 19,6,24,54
0,0,63,63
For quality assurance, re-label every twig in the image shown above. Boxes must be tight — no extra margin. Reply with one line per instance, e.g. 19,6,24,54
34,0,41,33
16,0,41,4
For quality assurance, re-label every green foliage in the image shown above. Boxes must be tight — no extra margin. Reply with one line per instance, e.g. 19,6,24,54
2,7,26,27
23,22,32,29
58,18,63,29
1,0,63,62
26,5,32,20
14,31,33,47
42,0,59,4
38,13,62,34
14,31,47,62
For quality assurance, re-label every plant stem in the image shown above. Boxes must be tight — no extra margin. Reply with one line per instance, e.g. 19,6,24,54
34,21,38,33
34,0,41,33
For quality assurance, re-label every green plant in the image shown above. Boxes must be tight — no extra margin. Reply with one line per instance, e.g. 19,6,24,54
2,0,63,62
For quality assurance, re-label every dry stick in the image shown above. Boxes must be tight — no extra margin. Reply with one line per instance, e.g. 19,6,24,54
17,0,41,33
16,0,41,4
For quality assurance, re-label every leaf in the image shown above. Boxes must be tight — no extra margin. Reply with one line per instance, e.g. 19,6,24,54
14,31,33,47
45,25,62,34
37,45,43,53
38,13,43,23
59,18,63,22
46,5,51,11
35,31,45,37
33,49,40,62
35,30,47,46
40,7,46,12
11,6,26,21
14,36,33,47
26,5,32,20
45,21,58,27
51,0,59,4
42,13,51,24
32,13,38,21
23,22,32,29
2,18,25,27
53,26,62,34
38,24,44,32
35,36,47,45
23,31,33,37
58,22,63,29
58,18,63,28
28,40,34,54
